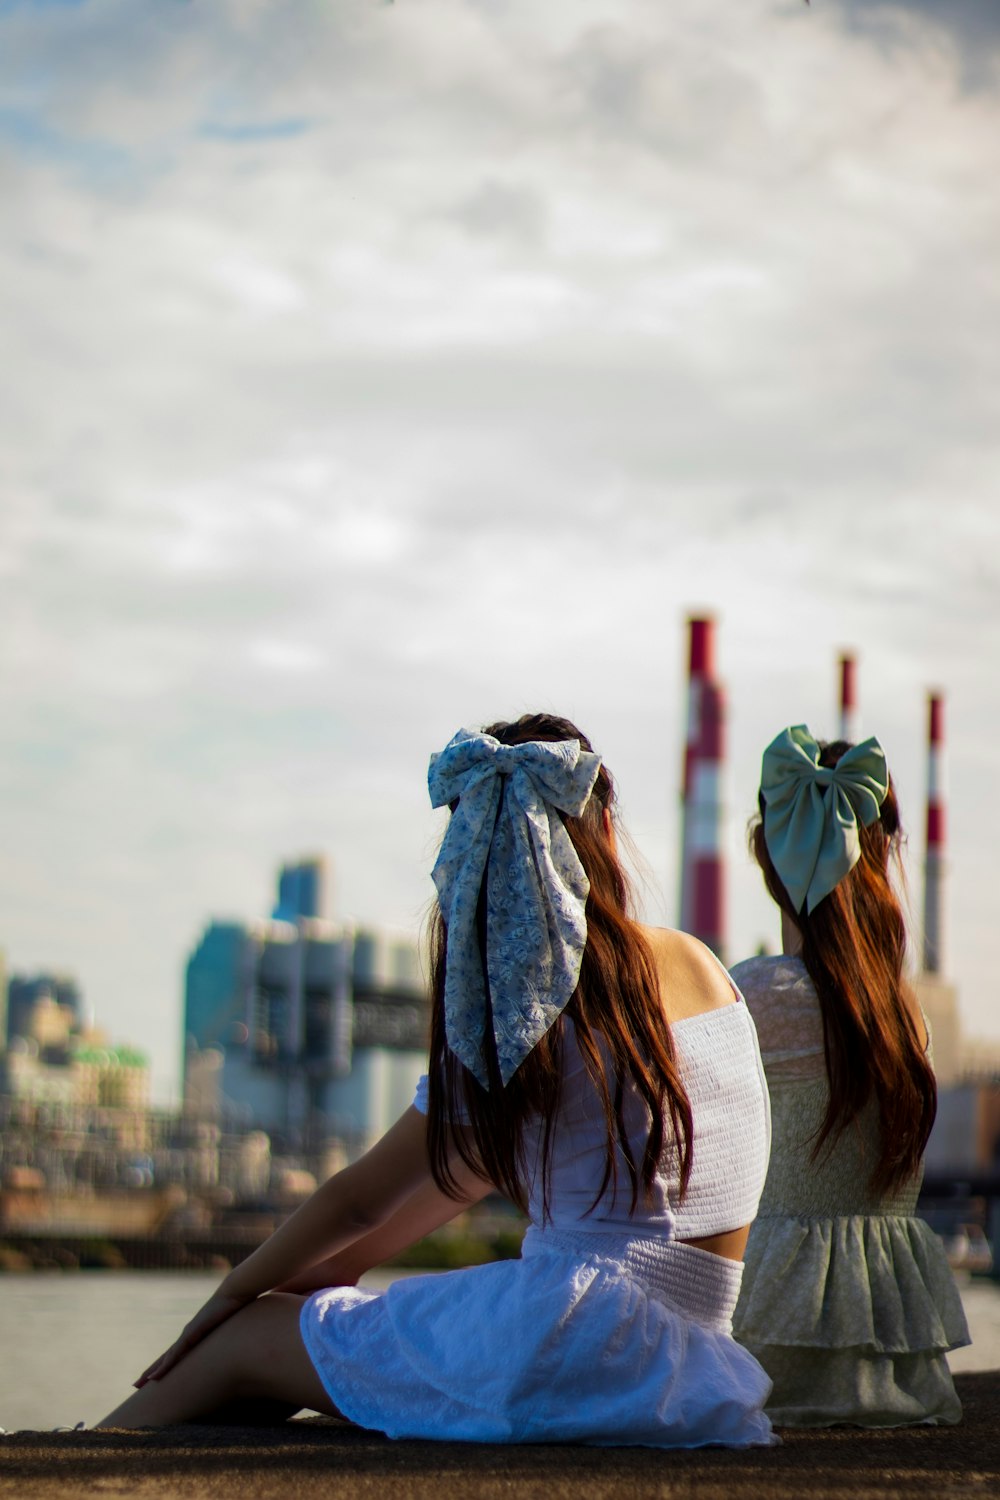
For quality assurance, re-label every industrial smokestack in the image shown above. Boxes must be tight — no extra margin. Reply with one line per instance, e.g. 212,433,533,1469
838,652,859,743
679,616,726,959
922,692,946,976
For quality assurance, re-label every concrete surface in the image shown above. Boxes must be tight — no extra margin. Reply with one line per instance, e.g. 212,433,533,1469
1,1371,996,1499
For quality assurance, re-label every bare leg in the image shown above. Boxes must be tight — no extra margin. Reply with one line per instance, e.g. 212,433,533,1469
187,1396,303,1426
96,1294,343,1429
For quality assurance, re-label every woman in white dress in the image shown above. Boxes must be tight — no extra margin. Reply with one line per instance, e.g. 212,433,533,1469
99,713,773,1447
731,726,970,1426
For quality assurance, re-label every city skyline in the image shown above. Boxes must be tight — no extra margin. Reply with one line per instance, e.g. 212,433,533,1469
2,0,999,1100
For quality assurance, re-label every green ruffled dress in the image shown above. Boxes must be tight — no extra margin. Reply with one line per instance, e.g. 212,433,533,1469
730,955,970,1428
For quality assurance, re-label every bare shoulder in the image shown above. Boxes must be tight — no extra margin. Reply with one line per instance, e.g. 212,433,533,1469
639,925,738,1024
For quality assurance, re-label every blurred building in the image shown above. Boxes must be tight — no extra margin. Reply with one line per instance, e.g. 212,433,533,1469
72,1041,151,1111
0,963,151,1117
272,857,327,923
2,1040,78,1108
6,973,81,1052
183,860,429,1148
184,923,256,1055
917,976,961,1086
1,1029,151,1112
924,1082,1000,1176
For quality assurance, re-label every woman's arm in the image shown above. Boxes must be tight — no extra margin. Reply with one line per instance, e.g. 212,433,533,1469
137,1107,490,1385
225,1106,491,1299
273,1171,494,1294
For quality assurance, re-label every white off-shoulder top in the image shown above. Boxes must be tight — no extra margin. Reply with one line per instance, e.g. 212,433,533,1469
415,998,771,1240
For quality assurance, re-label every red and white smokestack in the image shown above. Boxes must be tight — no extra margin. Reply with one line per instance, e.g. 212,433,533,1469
838,652,860,743
922,691,946,976
679,616,726,959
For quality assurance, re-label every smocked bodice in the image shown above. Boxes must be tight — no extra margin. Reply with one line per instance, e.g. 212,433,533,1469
416,1000,771,1240
729,955,920,1217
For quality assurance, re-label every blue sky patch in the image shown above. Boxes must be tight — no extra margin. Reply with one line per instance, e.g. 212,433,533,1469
198,118,312,145
0,105,131,176
0,0,92,15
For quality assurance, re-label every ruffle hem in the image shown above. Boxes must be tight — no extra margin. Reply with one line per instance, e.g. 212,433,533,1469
733,1214,971,1428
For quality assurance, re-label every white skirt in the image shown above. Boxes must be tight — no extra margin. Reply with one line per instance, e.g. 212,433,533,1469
300,1226,774,1449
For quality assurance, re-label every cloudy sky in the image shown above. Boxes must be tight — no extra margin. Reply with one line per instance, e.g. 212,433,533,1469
2,0,999,1100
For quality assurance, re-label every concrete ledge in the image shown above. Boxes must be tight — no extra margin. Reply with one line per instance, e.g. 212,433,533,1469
1,1372,996,1500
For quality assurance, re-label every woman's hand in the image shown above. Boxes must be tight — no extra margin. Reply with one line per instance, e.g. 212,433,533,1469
134,1287,252,1387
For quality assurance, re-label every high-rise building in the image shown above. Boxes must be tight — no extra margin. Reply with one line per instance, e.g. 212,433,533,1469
272,857,327,923
184,923,256,1054
183,860,428,1147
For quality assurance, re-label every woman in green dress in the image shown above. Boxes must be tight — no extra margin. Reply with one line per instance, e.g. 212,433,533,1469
731,725,970,1427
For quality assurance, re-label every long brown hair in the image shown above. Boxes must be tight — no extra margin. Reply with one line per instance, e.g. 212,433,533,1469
427,712,693,1219
751,738,936,1194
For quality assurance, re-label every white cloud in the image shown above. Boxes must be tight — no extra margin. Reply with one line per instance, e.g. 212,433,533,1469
1,0,999,1096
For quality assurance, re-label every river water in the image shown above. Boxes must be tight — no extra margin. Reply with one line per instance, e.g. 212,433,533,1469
0,1270,997,1432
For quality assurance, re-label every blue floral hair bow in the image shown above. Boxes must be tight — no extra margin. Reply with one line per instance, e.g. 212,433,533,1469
428,728,603,1088
761,725,890,915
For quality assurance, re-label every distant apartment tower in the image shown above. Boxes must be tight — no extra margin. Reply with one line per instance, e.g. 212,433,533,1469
184,924,256,1055
678,616,726,959
273,857,327,923
183,860,428,1147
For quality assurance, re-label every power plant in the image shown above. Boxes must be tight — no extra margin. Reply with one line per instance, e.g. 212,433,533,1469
675,621,985,1086
3,613,999,1274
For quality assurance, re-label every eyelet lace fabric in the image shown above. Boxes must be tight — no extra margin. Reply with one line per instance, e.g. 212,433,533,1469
301,999,775,1449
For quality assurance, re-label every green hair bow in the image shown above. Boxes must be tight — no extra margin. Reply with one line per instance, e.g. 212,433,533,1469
761,725,890,915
